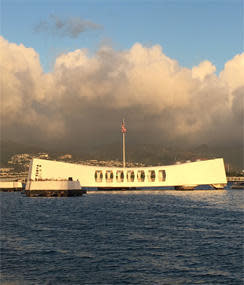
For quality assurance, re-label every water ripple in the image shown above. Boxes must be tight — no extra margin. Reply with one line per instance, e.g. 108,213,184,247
1,191,243,284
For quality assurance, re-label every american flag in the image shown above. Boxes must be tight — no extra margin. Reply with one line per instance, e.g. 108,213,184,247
121,120,127,133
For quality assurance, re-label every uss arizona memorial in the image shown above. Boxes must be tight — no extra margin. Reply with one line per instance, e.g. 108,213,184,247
26,157,227,191
25,120,227,193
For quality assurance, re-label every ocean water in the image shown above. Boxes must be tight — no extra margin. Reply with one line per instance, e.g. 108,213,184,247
1,190,243,285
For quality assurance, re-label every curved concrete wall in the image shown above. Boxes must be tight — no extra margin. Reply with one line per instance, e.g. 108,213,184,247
27,158,227,188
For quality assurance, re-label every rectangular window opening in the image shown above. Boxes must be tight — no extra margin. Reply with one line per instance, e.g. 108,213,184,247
137,170,145,182
158,170,166,182
116,170,124,182
148,170,156,182
127,170,135,182
95,170,103,182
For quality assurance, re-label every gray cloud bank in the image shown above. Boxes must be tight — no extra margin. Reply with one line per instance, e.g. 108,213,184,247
0,36,243,152
35,15,102,38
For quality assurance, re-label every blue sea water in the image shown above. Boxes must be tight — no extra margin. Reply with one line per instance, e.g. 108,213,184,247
0,190,243,285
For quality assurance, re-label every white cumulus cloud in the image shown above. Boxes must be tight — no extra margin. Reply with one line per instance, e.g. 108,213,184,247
1,36,243,148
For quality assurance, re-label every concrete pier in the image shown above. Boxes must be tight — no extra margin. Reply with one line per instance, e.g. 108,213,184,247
25,180,86,197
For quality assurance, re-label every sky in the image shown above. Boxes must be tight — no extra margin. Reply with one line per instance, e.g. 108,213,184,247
0,0,244,154
1,0,243,72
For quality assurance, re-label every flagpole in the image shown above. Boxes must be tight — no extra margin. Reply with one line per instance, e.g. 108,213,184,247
123,129,126,168
122,119,126,168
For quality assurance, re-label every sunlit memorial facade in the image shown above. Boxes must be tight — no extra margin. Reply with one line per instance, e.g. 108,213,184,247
26,158,227,190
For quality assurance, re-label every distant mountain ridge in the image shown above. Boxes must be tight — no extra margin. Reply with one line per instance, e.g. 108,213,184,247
0,140,46,166
0,140,243,170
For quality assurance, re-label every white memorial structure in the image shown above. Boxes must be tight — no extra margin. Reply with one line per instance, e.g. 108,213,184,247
26,121,227,191
26,157,227,190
